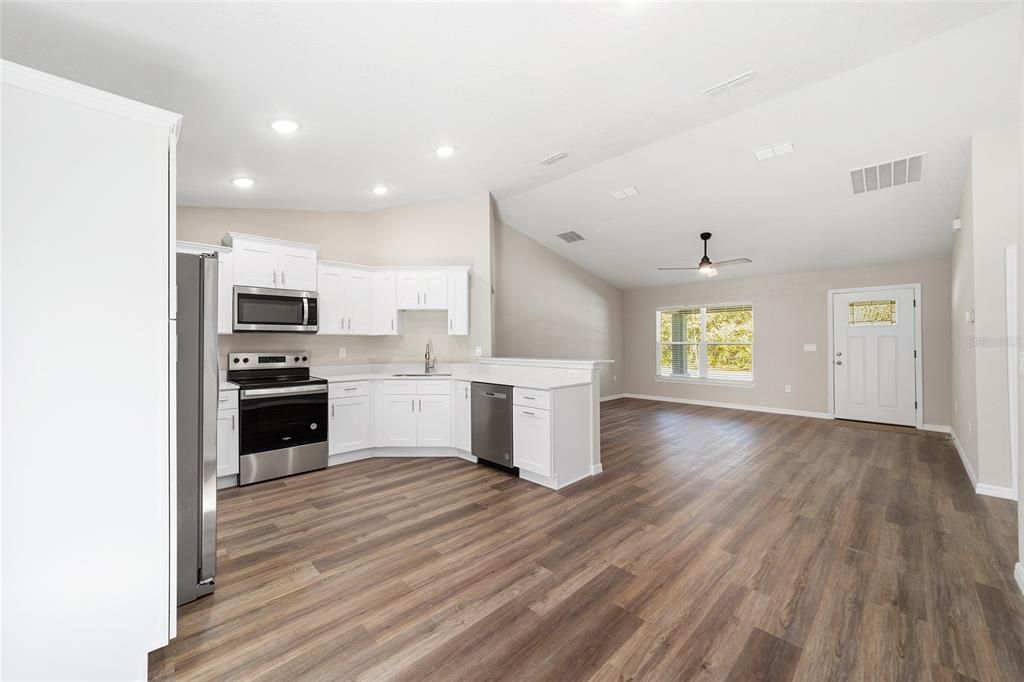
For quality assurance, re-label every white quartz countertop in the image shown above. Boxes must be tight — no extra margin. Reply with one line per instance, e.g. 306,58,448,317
220,380,238,391
312,364,593,391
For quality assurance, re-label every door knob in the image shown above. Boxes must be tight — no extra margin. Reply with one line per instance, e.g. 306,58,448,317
836,360,843,365
836,352,843,357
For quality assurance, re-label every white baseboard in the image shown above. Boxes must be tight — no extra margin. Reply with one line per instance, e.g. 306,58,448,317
949,430,1017,500
621,393,832,420
216,475,238,490
328,450,374,467
600,393,627,402
1015,563,1024,596
591,463,603,475
950,429,979,488
921,423,952,433
976,484,1017,500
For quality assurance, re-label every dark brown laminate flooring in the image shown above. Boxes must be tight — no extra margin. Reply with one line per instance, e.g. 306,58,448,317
150,398,1024,681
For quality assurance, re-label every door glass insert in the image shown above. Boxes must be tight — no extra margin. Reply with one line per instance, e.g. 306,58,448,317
848,299,897,326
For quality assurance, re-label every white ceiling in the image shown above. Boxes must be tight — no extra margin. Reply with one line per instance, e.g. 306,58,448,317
1,2,1017,288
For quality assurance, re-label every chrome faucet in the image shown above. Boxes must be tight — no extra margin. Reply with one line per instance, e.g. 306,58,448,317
424,341,436,374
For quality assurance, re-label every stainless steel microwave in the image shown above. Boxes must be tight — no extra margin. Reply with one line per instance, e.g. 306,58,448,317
233,286,319,333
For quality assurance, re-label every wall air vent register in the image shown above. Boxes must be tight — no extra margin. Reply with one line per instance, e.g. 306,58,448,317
851,154,924,194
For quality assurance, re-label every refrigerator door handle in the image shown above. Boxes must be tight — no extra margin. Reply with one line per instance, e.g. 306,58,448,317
199,254,219,584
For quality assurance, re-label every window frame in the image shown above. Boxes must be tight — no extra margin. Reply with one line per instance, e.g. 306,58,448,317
655,303,755,385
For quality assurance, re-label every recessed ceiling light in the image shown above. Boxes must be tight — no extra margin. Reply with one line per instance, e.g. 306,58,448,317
372,185,389,196
270,119,300,134
231,177,255,189
435,145,455,158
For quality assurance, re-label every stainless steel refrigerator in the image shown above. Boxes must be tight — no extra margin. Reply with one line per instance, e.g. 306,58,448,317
176,252,219,604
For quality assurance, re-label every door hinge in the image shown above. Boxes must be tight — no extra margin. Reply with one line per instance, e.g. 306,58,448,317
913,350,917,358
914,400,918,409
913,299,917,308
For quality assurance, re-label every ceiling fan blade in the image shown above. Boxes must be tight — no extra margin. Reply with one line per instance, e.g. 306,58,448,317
657,266,700,271
712,258,752,267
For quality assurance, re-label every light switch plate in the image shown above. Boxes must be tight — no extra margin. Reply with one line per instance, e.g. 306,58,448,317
338,347,346,359
803,344,817,352
784,385,792,393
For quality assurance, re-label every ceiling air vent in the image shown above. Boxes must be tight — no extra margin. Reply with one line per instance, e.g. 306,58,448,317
851,154,924,195
556,231,585,244
539,152,569,166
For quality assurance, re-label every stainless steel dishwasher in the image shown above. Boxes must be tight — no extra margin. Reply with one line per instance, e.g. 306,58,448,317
471,382,515,470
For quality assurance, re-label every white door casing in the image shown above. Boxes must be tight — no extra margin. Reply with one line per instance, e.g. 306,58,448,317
832,287,918,427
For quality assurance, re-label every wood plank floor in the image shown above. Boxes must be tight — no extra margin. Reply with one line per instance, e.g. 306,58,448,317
150,398,1024,681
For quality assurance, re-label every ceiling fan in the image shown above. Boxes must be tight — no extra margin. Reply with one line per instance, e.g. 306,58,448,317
658,232,752,277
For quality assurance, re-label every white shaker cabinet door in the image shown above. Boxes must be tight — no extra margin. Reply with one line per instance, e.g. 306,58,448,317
453,380,471,452
376,394,418,447
372,271,399,335
513,406,552,477
233,238,278,288
216,408,239,477
278,245,317,291
417,395,452,447
396,272,422,310
344,269,373,334
421,271,448,310
330,396,372,454
317,265,346,335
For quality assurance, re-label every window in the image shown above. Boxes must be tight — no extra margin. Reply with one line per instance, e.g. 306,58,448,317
848,299,896,326
658,304,754,382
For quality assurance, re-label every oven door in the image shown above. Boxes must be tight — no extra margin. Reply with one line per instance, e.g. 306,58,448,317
238,385,328,455
233,286,319,333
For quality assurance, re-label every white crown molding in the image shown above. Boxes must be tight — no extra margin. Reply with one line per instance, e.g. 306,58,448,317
222,232,320,251
1,59,181,131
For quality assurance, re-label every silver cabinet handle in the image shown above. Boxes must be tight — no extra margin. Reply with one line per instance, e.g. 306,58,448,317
391,318,394,331
273,270,278,287
411,399,414,412
464,386,468,399
282,271,286,288
522,410,536,417
523,396,535,401
344,386,357,391
418,399,422,412
449,318,453,330
331,404,335,417
231,414,235,430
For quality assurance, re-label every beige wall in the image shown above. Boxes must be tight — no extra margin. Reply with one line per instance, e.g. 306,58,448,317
953,149,979,475
1017,6,1024,580
178,192,493,367
952,125,1020,491
623,258,952,425
492,222,624,396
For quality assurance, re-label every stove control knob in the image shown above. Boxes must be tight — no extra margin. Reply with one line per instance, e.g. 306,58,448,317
233,358,239,364
294,356,300,362
302,355,308,361
242,357,249,363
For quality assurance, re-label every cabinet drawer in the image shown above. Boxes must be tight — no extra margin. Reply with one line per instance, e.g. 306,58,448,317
417,379,451,395
513,387,550,410
329,381,370,399
378,380,417,395
218,389,239,411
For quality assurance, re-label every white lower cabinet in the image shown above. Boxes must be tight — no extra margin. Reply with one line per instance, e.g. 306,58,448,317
513,405,552,477
216,392,239,477
376,394,419,446
373,381,451,447
453,380,471,452
329,395,372,454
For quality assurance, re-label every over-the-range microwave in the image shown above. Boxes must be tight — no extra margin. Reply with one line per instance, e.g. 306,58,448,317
233,286,319,333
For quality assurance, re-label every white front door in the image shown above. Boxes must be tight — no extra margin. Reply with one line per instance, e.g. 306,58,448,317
832,287,917,426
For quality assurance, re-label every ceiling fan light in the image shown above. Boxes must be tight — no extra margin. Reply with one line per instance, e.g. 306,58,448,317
704,267,719,277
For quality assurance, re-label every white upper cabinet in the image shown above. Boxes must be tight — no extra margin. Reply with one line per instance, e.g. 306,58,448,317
372,271,400,335
318,262,373,335
447,270,469,336
396,271,422,310
223,233,318,291
396,271,449,310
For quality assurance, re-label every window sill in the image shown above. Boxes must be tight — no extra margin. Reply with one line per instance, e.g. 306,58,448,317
655,376,756,388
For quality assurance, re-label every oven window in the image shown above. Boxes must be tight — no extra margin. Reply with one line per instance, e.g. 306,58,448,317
236,293,305,326
239,394,327,455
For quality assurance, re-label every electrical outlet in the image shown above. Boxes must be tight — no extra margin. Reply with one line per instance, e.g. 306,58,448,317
954,400,958,413
613,374,617,383
338,347,346,359
784,385,792,393
968,419,973,435
803,344,817,352
475,346,482,357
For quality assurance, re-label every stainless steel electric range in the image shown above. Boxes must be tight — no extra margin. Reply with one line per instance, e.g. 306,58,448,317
227,352,328,485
